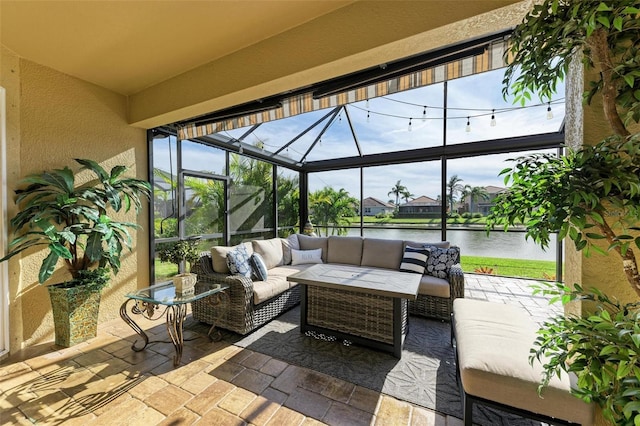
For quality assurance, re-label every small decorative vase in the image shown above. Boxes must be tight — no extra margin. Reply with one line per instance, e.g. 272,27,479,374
173,273,197,294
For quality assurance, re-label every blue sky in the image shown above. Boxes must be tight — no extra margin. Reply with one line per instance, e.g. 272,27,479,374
173,67,565,203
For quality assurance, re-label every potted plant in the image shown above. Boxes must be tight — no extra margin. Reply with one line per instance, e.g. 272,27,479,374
0,158,151,347
487,1,640,424
157,238,201,293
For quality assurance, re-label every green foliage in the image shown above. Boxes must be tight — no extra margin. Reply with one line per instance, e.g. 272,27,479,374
157,239,201,272
487,134,640,258
504,0,640,127
0,159,151,285
530,282,640,425
309,186,358,236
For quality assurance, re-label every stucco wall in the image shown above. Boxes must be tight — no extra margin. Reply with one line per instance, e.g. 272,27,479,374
0,47,149,352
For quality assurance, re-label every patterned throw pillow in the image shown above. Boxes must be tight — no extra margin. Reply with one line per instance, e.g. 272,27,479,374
399,246,430,274
250,253,269,281
226,244,252,278
425,246,459,279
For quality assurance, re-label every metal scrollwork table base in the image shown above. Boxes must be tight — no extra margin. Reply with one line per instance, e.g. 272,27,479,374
120,281,229,367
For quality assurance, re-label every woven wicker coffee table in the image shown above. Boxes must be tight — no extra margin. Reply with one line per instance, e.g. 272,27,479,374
287,264,420,358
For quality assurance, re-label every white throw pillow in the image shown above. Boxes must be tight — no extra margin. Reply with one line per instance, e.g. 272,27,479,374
291,248,323,265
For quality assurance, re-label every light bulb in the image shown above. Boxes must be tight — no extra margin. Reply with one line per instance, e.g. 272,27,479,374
465,117,471,133
366,111,370,123
546,103,553,120
238,145,243,154
490,110,496,127
422,106,427,122
365,99,370,109
408,118,412,132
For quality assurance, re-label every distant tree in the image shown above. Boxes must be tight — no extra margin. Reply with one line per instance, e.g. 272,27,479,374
388,180,409,211
461,185,489,213
309,187,358,236
446,175,465,213
401,189,414,203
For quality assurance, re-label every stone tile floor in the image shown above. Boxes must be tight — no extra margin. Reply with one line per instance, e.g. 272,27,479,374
0,274,561,426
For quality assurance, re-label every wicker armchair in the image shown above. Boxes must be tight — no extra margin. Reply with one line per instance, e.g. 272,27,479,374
190,253,300,335
408,263,465,322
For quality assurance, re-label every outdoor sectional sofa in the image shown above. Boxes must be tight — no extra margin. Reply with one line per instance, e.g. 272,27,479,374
191,234,465,335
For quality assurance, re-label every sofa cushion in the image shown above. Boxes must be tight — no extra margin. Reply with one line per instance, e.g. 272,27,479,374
418,274,451,298
252,276,290,305
361,238,404,269
252,238,284,269
211,242,253,274
297,234,328,263
250,253,269,281
281,234,300,265
291,248,323,265
269,263,314,288
399,246,430,274
327,236,363,265
226,244,252,278
425,246,459,279
404,240,450,250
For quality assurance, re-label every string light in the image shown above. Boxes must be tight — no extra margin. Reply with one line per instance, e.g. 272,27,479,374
422,106,427,122
365,99,369,109
490,109,496,127
408,118,413,132
546,102,553,120
465,117,471,133
367,111,370,123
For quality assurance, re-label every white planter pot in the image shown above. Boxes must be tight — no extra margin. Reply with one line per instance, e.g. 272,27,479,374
173,273,197,294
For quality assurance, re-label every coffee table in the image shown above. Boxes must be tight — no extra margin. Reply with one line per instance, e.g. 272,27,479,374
120,281,228,366
287,264,420,358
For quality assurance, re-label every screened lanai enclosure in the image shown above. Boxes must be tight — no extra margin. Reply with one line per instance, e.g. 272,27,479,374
149,30,565,285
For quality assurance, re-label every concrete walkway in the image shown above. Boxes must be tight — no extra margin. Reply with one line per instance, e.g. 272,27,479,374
0,274,562,426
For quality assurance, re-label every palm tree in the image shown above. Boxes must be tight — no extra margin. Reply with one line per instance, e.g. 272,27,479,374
309,187,358,236
461,185,489,214
446,175,464,214
388,180,408,211
401,189,414,203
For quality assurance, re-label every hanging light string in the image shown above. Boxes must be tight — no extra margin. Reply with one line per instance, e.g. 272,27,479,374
353,97,565,122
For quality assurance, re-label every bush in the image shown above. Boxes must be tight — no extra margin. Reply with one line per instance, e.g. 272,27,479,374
461,212,472,219
472,212,483,218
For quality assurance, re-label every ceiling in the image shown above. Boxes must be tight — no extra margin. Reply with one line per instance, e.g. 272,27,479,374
1,0,524,127
0,1,354,95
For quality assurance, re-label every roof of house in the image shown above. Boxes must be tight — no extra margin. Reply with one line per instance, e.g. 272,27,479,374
363,197,394,208
484,185,506,194
400,195,439,207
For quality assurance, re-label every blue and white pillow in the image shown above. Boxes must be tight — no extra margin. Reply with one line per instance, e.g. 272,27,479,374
226,244,252,278
399,246,430,274
424,246,459,279
250,252,269,281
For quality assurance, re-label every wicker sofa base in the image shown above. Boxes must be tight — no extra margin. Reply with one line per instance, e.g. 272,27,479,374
408,294,452,321
191,255,301,335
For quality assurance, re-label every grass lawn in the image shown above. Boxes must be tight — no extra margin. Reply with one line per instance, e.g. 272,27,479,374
461,255,558,280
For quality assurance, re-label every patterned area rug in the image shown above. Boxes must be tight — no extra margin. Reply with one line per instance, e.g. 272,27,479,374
201,306,540,426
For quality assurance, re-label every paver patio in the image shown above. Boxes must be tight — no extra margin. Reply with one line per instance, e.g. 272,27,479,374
0,274,560,426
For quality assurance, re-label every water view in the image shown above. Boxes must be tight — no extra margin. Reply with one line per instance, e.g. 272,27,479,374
344,228,557,261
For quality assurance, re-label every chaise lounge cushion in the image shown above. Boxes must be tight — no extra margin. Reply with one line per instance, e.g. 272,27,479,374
298,234,328,263
212,242,253,274
327,236,363,265
360,238,404,269
454,298,594,426
252,238,284,269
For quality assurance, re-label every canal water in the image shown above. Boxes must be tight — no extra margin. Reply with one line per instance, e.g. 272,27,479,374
342,227,557,261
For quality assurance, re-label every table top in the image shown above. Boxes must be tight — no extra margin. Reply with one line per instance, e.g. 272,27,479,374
125,282,228,306
287,264,420,300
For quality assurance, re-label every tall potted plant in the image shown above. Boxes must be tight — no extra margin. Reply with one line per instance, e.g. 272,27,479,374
487,1,640,424
0,158,151,347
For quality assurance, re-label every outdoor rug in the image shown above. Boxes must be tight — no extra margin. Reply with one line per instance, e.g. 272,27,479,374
198,306,541,426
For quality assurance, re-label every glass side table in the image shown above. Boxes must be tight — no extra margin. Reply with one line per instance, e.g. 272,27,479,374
119,281,229,367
